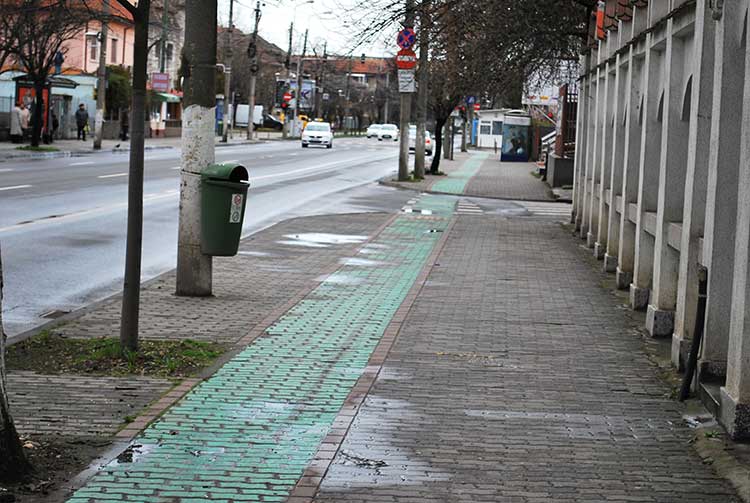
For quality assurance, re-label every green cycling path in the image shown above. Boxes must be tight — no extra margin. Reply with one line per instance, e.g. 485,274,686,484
430,151,489,194
68,195,456,503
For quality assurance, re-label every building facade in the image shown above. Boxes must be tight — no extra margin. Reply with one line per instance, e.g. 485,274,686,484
572,0,750,438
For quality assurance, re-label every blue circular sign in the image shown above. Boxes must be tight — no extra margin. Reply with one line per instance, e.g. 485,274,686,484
397,28,417,49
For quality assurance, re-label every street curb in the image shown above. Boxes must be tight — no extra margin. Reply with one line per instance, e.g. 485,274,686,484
0,139,268,162
378,178,568,204
0,145,177,162
287,215,458,502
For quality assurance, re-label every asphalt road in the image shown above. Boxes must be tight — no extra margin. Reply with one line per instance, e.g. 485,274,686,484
0,137,413,337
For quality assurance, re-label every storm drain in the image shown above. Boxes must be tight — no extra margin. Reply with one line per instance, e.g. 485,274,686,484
68,196,454,503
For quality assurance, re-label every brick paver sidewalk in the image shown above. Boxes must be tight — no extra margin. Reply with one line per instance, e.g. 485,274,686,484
306,215,738,502
383,151,554,202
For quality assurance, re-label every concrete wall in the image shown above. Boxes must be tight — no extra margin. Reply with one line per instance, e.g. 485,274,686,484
571,0,750,439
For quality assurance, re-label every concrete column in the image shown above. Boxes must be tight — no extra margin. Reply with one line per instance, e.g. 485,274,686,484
580,75,597,239
721,3,750,439
616,50,644,290
573,56,590,232
586,64,604,249
701,1,747,379
646,22,690,337
594,60,616,260
672,1,715,368
630,35,663,311
604,52,627,273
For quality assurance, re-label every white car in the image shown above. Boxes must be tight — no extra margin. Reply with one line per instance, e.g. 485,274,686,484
408,125,434,156
301,122,333,149
366,124,383,138
377,124,399,141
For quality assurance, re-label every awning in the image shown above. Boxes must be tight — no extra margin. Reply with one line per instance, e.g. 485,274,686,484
12,74,78,89
154,92,181,103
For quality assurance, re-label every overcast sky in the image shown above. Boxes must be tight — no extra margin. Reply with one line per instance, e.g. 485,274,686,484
219,0,397,58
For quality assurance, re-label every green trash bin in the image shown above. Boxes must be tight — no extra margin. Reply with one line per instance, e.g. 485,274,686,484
201,163,250,256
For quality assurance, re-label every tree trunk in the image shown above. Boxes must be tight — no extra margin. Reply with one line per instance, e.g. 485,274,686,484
430,117,445,174
0,245,32,483
443,116,451,160
119,1,151,353
31,81,45,148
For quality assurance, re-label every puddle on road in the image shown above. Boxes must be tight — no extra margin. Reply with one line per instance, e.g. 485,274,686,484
237,250,274,257
278,233,369,248
317,273,365,285
340,257,385,267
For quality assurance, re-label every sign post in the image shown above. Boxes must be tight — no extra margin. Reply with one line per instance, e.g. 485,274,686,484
397,20,416,181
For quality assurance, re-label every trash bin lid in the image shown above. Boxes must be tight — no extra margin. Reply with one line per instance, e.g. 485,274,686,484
201,163,249,183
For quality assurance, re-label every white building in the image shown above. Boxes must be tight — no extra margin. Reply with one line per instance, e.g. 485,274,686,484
572,0,750,438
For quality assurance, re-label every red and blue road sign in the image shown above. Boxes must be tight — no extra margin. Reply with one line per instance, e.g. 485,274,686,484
397,28,416,49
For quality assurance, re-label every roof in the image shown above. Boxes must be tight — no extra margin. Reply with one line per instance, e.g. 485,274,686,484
321,57,395,75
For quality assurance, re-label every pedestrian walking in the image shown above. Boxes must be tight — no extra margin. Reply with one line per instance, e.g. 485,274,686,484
18,102,30,141
50,111,59,144
120,108,129,141
10,102,23,143
75,103,89,141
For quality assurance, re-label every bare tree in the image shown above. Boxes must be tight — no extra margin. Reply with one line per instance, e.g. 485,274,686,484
0,244,32,483
10,1,97,147
111,0,152,353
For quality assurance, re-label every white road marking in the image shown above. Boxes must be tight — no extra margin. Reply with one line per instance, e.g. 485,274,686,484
252,154,397,182
97,173,128,179
0,184,31,192
0,189,179,234
171,166,181,170
0,168,14,173
69,161,95,166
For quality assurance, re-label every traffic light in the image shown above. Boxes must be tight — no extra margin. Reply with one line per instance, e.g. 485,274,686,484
281,102,288,110
360,53,366,64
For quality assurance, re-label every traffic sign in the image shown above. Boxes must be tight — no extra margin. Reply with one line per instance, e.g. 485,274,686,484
395,48,417,70
283,91,292,102
397,69,416,93
466,96,476,105
473,103,480,111
397,28,416,49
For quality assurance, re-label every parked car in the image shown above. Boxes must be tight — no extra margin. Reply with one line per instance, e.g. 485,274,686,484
253,113,283,131
408,125,433,156
366,124,383,138
301,122,333,148
377,124,399,141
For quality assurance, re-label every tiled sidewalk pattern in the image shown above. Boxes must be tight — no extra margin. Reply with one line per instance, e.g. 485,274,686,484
464,157,552,201
8,372,171,436
56,214,391,345
67,197,455,502
313,216,739,503
430,152,489,194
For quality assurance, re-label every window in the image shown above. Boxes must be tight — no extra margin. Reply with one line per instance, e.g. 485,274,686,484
480,125,491,135
492,121,503,135
111,39,118,64
87,34,98,61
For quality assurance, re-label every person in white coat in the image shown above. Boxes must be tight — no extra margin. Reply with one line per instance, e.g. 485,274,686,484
10,103,23,143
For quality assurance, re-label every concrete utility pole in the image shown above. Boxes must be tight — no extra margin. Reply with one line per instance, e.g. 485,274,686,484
398,0,416,181
460,103,468,152
176,0,218,297
283,22,292,139
221,0,234,143
384,71,390,123
292,28,308,137
93,1,109,150
246,1,261,140
414,0,430,178
160,0,168,72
